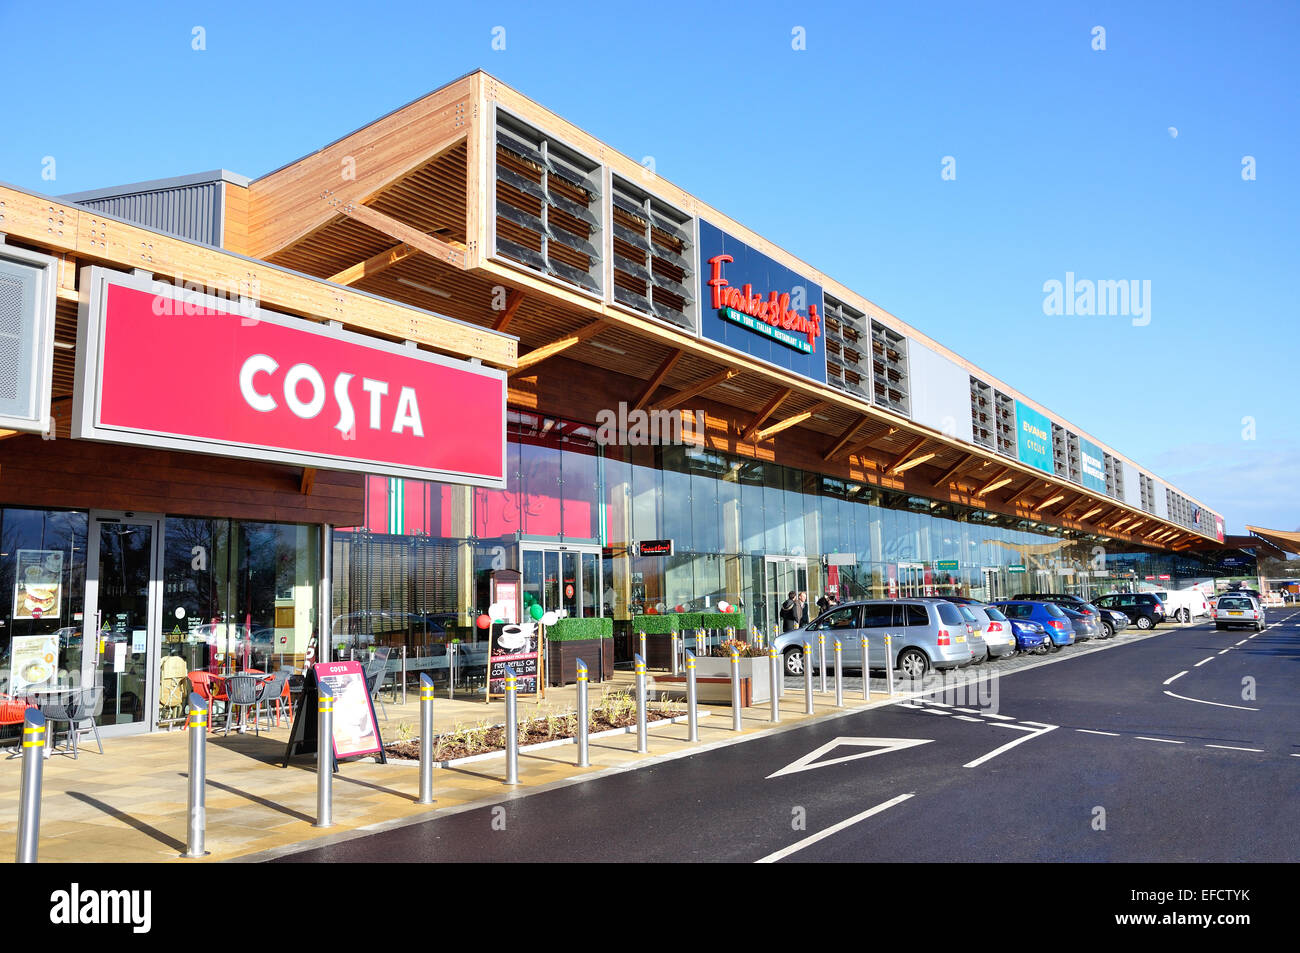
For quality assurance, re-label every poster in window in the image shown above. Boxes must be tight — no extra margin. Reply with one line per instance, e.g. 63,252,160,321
8,633,58,691
488,621,540,698
12,549,63,620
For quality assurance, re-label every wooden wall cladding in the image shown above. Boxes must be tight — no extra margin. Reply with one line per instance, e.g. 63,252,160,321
0,435,364,526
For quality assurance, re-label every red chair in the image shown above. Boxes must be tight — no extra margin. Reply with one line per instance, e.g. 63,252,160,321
186,672,228,729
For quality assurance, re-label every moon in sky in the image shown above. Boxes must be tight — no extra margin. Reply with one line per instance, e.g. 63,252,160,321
1168,126,1179,138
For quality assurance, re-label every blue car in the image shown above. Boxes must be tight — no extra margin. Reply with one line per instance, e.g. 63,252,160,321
1006,617,1050,654
990,601,1075,652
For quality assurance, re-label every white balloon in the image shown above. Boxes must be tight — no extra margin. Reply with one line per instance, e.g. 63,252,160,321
717,601,730,612
541,611,558,626
488,602,505,619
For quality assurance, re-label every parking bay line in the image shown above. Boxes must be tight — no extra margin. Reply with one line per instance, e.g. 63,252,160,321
1137,736,1184,744
1163,689,1260,712
1218,649,1232,655
1076,729,1120,736
1164,670,1188,685
1194,657,1215,667
755,794,915,863
1235,640,1248,646
963,723,1057,768
1205,744,1263,753
952,715,983,723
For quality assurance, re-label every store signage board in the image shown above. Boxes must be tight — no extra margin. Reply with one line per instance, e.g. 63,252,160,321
488,621,540,698
697,220,827,384
1008,564,1027,574
73,267,507,487
8,634,58,692
13,549,63,620
1078,437,1107,493
935,560,959,572
284,663,386,765
638,539,674,557
1014,401,1053,475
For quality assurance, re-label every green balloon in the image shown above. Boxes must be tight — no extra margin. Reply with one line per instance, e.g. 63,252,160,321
529,603,544,620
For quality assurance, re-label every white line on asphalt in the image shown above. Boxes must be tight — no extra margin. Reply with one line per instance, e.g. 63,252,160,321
1077,729,1120,736
1292,754,1300,759
983,713,1016,720
952,715,983,723
1235,640,1248,646
1205,744,1263,752
1194,657,1215,667
1218,649,1231,655
1163,690,1260,712
1020,720,1055,729
1137,736,1184,744
951,707,980,714
920,708,950,715
755,793,915,863
926,701,953,708
964,724,1056,768
1164,671,1188,685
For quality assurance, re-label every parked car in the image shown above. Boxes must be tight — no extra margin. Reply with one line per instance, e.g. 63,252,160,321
1211,593,1265,631
934,597,1016,659
1060,606,1100,642
1090,592,1165,630
1100,608,1130,638
1015,592,1109,634
1147,588,1211,623
990,600,1076,651
1006,617,1051,654
773,599,974,679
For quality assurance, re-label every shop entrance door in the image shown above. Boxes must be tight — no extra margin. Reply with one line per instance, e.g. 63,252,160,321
82,512,163,734
982,568,1003,602
898,563,925,597
520,543,603,619
765,556,809,635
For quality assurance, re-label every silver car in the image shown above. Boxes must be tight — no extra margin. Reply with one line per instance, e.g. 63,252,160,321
774,599,974,679
1212,594,1265,631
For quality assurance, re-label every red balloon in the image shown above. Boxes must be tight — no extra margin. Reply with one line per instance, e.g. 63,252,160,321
646,607,658,615
476,614,491,629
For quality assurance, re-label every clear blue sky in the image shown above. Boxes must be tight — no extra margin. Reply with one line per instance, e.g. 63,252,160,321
3,0,1296,536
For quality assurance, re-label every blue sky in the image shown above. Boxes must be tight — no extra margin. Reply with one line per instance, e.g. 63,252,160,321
2,0,1296,535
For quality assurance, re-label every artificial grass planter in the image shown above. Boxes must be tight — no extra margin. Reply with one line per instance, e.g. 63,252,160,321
631,613,680,634
701,611,747,631
546,616,613,641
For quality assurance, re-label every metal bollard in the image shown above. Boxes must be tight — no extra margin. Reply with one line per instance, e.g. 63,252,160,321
639,631,647,668
862,635,871,700
670,634,680,676
15,709,45,863
803,641,814,715
503,665,519,785
834,639,844,707
181,693,208,858
730,646,743,732
576,659,590,767
315,683,334,828
685,650,699,742
819,632,827,694
418,674,435,805
885,634,896,696
768,645,780,723
448,641,456,700
634,654,648,753
401,646,408,706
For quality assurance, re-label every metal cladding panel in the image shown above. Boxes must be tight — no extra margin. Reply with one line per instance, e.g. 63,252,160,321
74,182,224,247
1121,461,1141,508
908,342,973,444
1153,480,1169,520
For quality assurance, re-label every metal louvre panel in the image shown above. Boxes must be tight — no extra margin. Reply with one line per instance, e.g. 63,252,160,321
613,252,652,282
649,299,693,329
613,220,653,252
547,257,600,293
497,128,544,166
497,164,546,201
497,235,548,272
649,270,691,299
613,283,653,313
650,243,691,274
547,224,600,260
546,189,600,227
648,208,691,241
496,198,544,234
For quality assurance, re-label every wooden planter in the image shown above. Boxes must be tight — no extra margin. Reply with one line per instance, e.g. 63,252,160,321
546,637,614,686
656,656,771,705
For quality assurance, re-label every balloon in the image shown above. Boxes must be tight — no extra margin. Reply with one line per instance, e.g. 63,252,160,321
541,611,558,626
488,602,505,619
646,607,658,615
717,601,730,612
529,603,544,621
475,614,491,629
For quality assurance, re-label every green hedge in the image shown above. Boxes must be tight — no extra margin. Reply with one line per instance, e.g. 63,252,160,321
701,611,748,631
547,617,613,642
631,613,679,634
631,611,749,633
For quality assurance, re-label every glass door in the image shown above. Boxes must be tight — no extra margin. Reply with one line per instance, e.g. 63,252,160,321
83,512,163,733
765,556,810,634
520,544,603,618
898,563,925,597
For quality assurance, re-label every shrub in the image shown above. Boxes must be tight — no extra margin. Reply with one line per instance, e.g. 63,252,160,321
547,616,614,641
700,611,748,630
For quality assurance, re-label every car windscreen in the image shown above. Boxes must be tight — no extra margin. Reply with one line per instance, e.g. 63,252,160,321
1043,603,1068,619
957,606,978,623
983,606,1008,622
935,603,964,626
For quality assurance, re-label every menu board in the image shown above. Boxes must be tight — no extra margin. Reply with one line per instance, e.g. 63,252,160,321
488,621,540,698
12,549,63,620
313,661,383,759
8,633,58,692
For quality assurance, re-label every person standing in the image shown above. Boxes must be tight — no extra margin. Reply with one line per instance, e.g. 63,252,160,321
797,591,810,626
780,591,799,632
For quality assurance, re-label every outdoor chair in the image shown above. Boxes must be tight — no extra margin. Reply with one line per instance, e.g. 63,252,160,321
254,671,289,729
158,655,189,723
221,674,263,736
186,671,228,726
38,686,104,758
364,649,391,720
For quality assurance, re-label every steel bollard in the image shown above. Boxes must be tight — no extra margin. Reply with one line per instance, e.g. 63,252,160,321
730,646,743,732
418,674,435,804
401,645,408,706
670,634,680,676
16,709,45,863
862,635,871,700
818,632,827,694
639,631,647,668
634,654,648,753
576,659,590,767
315,683,334,828
885,634,896,696
182,693,208,858
685,650,699,742
768,645,780,723
503,665,520,785
448,640,456,700
834,639,844,707
803,641,814,714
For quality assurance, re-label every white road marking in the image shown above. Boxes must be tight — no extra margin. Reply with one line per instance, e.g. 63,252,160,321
1020,721,1055,729
766,737,934,779
1291,754,1300,759
983,713,1015,720
1206,744,1263,753
964,723,1057,768
951,707,980,714
1137,736,1184,744
1163,690,1260,712
755,793,914,863
921,708,950,715
926,701,953,708
1164,671,1188,685
1218,649,1231,655
1077,729,1120,736
1194,657,1214,667
952,715,983,723
1235,640,1248,646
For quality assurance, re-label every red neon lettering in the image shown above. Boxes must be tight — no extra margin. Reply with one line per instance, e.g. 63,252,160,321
707,254,734,309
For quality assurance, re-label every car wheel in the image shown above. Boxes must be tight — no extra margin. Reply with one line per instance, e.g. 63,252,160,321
1036,640,1051,655
1178,608,1190,623
1101,622,1114,640
1256,621,1264,631
1135,615,1153,630
897,648,929,679
783,648,804,677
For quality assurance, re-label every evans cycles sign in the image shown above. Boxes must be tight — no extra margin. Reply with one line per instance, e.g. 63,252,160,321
72,268,506,486
698,220,826,383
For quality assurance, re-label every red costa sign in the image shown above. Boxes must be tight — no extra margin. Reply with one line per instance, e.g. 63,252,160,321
73,269,506,486
706,254,821,347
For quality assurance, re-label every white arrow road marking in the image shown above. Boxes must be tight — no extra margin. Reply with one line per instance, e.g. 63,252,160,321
755,793,915,863
964,723,1057,768
766,737,935,779
1164,671,1187,685
1163,690,1259,712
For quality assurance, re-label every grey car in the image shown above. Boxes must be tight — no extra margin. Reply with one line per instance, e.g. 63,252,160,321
773,599,974,679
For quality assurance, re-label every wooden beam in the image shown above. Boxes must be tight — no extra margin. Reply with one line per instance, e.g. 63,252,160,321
1108,516,1133,532
1125,519,1148,533
1077,504,1106,522
300,467,316,495
1033,492,1066,513
1005,480,1049,509
930,452,976,490
823,415,872,461
494,288,525,332
740,388,793,443
753,401,831,443
1055,493,1087,517
511,320,611,373
891,451,937,476
333,200,467,268
1093,506,1125,528
650,368,740,411
327,242,415,286
974,466,1012,498
632,350,683,412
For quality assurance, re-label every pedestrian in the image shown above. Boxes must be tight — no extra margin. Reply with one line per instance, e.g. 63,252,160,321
797,591,810,626
815,591,837,615
780,591,799,632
